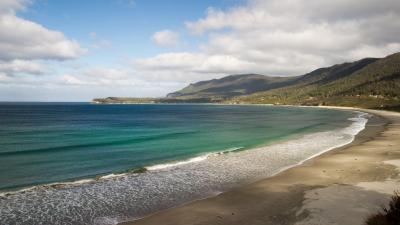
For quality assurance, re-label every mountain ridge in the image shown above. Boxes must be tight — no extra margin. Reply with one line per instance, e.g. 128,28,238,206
93,52,400,110
166,73,296,99
230,52,400,108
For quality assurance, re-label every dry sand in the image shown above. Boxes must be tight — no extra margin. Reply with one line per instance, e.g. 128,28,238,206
120,108,400,225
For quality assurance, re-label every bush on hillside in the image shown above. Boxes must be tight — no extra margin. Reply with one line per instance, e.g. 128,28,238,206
365,192,400,225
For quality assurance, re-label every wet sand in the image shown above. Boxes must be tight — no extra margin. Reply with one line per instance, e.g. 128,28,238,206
120,108,400,225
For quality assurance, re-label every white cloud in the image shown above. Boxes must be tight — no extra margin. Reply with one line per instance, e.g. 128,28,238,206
0,64,185,101
0,60,47,76
60,74,86,86
0,14,86,61
0,73,11,82
0,0,28,13
57,67,178,88
138,0,400,79
136,52,258,74
152,30,180,47
0,0,86,77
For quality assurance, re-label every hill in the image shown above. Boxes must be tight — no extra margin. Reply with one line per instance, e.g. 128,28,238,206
229,52,400,109
166,74,295,100
93,52,400,109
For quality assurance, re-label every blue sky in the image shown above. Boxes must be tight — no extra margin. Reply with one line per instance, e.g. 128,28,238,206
19,0,244,66
0,0,399,101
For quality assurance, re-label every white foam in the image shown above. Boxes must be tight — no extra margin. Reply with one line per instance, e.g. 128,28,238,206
342,111,369,135
146,154,210,171
0,149,247,196
269,111,368,177
145,147,244,171
0,178,95,197
94,217,121,225
99,173,127,179
218,146,244,154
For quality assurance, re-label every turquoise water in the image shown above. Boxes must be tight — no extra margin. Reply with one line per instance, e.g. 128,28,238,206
0,103,368,225
0,103,353,191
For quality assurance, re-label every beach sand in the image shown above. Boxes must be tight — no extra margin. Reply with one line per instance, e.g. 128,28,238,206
119,108,400,225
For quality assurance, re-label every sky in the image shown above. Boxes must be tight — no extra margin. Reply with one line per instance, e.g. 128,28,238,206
1,0,400,101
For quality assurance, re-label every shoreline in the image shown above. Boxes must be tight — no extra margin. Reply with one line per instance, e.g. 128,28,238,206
0,105,394,225
119,107,399,225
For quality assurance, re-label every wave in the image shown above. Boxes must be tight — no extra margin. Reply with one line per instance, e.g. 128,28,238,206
270,111,368,177
0,130,199,157
97,173,127,180
146,147,244,171
0,178,96,198
342,111,369,135
0,147,246,197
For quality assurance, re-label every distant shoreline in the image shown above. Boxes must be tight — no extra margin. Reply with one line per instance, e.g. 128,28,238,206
91,99,400,113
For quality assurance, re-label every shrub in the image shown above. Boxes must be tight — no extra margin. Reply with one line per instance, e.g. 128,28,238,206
365,191,400,225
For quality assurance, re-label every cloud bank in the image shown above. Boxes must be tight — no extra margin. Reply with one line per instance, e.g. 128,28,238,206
0,0,86,77
138,0,400,78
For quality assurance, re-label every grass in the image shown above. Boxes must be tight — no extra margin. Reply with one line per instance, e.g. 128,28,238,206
365,192,400,225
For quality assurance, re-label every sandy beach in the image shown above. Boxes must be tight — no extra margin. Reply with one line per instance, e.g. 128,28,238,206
119,108,400,225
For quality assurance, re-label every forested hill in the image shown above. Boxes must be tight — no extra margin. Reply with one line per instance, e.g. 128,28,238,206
229,52,400,109
93,52,400,110
166,74,296,100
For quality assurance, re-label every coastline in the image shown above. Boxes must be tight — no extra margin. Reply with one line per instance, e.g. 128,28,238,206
119,107,400,225
0,105,394,225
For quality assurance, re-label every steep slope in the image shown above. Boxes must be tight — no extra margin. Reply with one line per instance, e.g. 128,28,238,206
167,74,296,99
231,53,400,108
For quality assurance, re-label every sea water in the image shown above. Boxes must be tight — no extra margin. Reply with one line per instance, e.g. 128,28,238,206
0,103,368,225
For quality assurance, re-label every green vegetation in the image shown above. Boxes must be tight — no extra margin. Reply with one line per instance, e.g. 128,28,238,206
167,74,295,99
228,53,400,109
93,52,400,110
126,167,148,174
365,192,400,225
92,96,217,104
92,97,158,104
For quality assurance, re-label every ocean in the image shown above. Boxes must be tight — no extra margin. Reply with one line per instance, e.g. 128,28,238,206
0,103,368,225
